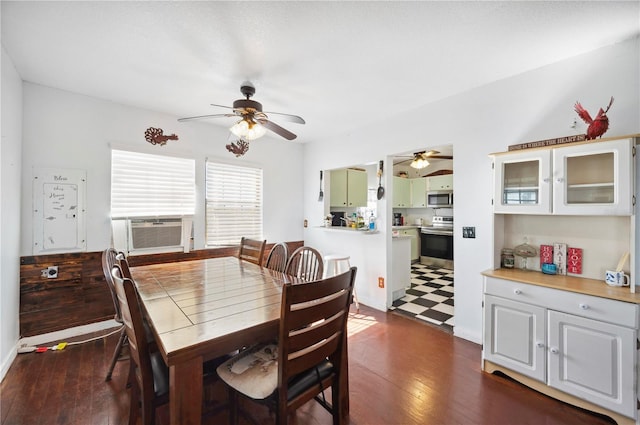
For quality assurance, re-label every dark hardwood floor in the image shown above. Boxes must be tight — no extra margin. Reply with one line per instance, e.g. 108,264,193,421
1,304,615,425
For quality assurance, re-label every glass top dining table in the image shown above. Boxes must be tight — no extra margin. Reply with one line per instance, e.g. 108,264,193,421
130,256,350,424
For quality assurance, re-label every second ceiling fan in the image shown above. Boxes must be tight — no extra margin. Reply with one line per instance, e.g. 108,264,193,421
395,150,453,169
178,82,305,141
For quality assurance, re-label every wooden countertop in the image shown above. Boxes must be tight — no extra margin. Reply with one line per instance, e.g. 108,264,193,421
482,268,640,304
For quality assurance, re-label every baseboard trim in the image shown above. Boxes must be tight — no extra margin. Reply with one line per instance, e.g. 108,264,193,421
1,342,18,383
453,326,482,344
18,319,119,348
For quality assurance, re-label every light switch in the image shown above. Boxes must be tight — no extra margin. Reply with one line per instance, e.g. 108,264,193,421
463,227,476,238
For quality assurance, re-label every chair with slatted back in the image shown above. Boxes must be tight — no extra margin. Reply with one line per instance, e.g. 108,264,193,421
265,242,289,273
238,237,267,265
102,248,129,381
111,264,168,425
216,267,357,425
111,265,227,424
285,246,324,281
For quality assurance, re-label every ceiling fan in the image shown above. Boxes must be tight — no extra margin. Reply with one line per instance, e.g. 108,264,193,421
394,150,453,168
177,82,305,141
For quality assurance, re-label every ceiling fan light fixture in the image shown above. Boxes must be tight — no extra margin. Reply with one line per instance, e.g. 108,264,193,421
410,154,429,169
230,118,266,141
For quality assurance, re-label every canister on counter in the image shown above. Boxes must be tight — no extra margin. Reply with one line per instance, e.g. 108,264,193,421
501,248,515,269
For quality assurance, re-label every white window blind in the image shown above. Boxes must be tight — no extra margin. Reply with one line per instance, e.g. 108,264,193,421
111,149,195,218
206,161,263,246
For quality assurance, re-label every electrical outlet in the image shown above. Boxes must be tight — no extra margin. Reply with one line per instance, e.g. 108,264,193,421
378,277,384,288
45,265,58,278
462,227,476,238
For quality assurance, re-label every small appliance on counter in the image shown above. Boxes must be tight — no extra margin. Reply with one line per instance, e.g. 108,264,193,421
393,212,403,226
331,212,345,227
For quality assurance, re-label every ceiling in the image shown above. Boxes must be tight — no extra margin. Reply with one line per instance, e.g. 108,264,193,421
2,2,639,145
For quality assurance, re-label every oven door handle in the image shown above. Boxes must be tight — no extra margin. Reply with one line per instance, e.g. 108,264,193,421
421,229,454,236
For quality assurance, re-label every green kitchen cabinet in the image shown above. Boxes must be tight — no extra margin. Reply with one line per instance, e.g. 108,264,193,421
330,169,367,207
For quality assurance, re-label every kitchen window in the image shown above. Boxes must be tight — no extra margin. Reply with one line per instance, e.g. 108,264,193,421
205,161,263,246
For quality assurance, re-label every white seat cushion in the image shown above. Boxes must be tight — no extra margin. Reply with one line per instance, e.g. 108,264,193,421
216,343,278,400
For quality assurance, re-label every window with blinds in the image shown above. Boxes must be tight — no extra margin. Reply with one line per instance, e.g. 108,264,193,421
111,149,196,218
206,161,263,246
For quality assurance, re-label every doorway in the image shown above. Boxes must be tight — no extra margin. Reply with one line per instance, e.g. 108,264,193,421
389,145,454,333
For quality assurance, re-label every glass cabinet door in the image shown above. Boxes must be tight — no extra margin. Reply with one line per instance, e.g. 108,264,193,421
553,138,633,215
493,150,552,214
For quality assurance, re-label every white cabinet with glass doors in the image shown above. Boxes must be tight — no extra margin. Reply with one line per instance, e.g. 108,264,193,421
493,138,634,215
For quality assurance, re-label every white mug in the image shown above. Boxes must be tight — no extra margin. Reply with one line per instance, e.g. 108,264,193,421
605,270,629,287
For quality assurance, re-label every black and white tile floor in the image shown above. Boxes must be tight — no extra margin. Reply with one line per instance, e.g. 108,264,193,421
390,263,454,333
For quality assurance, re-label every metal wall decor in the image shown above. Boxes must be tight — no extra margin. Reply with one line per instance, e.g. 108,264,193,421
226,139,250,157
144,127,179,146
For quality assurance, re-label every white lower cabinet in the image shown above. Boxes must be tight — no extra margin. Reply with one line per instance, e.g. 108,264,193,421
548,310,635,417
484,295,546,382
483,277,638,419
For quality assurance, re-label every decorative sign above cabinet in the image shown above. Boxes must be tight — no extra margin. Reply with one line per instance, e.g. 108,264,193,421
508,134,586,151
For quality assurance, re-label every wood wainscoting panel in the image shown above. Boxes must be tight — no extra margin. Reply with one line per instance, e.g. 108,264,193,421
20,251,113,337
19,241,304,337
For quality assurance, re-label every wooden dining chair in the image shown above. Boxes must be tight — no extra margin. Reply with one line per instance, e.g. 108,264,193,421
216,267,357,425
102,248,128,382
238,237,267,265
111,265,227,424
285,246,324,281
111,264,168,425
265,242,289,273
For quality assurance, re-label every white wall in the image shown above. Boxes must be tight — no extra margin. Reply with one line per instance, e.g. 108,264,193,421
1,47,23,380
3,36,638,376
20,83,305,255
1,82,305,375
303,36,640,343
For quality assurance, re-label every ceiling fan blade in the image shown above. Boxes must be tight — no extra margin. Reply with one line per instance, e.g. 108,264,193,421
210,103,235,110
177,113,237,122
258,119,297,140
263,111,305,124
428,155,453,160
393,158,413,165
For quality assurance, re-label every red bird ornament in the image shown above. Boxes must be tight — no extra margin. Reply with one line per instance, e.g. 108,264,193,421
574,96,614,140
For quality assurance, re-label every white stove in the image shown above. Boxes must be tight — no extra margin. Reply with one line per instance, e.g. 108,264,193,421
421,216,453,235
420,216,454,268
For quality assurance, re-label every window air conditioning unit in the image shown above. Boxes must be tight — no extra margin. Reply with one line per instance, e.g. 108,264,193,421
128,218,184,252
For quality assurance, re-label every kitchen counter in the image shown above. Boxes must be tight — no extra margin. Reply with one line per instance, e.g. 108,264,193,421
392,225,422,230
482,268,640,304
317,226,379,234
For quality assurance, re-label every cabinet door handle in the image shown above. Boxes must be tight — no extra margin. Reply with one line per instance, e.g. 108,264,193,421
536,341,545,348
513,289,522,295
550,347,559,354
556,178,564,183
579,303,589,310
543,178,551,183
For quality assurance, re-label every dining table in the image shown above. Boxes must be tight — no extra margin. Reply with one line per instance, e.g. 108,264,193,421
129,256,350,425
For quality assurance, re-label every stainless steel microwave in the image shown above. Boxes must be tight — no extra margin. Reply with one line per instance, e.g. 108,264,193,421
427,190,453,208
